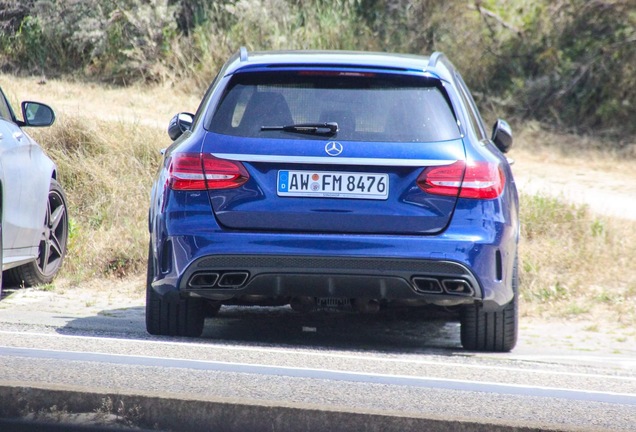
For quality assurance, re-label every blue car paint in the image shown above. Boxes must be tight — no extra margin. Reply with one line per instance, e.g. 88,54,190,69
148,50,519,321
151,197,516,301
150,176,518,311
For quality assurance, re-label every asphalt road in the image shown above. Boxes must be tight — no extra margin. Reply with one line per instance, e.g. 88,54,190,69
0,295,634,431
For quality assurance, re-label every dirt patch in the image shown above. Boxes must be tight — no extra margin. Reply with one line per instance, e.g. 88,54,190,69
0,276,145,317
510,146,636,220
517,317,636,363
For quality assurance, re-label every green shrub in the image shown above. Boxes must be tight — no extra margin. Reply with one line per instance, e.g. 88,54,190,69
480,0,636,138
1,0,178,83
357,0,636,140
1,0,634,141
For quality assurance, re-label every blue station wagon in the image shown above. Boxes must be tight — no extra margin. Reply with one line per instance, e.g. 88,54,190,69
147,49,519,352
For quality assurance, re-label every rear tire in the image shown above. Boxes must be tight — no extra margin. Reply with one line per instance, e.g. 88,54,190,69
145,243,204,337
460,259,518,352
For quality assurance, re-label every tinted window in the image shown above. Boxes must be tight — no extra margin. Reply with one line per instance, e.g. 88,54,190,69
209,72,461,142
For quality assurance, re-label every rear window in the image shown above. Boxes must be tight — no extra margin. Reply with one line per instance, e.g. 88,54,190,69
209,71,461,142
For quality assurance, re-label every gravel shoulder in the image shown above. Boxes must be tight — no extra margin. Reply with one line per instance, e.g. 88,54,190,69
1,275,634,364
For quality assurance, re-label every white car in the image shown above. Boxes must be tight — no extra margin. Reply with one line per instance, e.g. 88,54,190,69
0,86,68,296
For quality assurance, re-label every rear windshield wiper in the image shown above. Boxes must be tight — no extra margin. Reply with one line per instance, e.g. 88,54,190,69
261,122,338,135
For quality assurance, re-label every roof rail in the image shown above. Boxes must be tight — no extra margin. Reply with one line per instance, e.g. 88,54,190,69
428,51,445,68
239,46,249,62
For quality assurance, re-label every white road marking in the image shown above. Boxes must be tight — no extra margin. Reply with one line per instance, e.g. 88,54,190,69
0,330,634,382
510,354,636,369
1,345,635,406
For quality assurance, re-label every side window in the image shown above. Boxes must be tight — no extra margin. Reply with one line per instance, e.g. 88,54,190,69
0,90,13,121
455,74,487,141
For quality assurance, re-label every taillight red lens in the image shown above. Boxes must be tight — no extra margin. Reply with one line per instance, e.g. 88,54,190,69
202,154,249,189
459,161,505,199
418,161,465,197
167,154,207,190
167,153,249,191
417,160,505,199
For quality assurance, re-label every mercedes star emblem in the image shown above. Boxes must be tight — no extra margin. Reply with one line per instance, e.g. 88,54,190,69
325,141,343,156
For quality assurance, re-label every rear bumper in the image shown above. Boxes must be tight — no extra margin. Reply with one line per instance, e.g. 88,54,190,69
150,187,519,312
151,225,517,311
180,254,480,306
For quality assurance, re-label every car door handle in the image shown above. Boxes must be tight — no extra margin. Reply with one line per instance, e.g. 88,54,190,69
13,131,24,141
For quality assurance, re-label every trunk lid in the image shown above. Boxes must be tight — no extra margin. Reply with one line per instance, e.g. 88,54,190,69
203,133,465,234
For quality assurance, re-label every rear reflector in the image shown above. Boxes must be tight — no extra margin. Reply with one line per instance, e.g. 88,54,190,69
417,160,505,199
167,153,249,191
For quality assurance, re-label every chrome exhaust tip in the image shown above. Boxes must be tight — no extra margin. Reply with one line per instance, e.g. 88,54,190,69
217,272,249,288
442,279,474,295
412,277,443,293
188,272,220,289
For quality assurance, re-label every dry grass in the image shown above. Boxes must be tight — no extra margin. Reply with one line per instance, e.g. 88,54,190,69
512,124,636,327
2,74,635,326
1,75,202,126
2,74,201,281
519,193,636,326
30,116,166,281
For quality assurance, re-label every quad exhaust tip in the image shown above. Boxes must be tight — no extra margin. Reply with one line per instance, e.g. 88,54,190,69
412,277,474,296
188,272,220,289
441,279,474,295
217,272,249,287
188,271,249,289
412,277,443,293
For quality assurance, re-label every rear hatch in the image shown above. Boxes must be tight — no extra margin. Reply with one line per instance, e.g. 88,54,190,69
202,69,465,235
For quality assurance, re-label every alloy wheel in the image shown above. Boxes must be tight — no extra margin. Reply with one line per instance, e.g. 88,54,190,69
37,188,68,277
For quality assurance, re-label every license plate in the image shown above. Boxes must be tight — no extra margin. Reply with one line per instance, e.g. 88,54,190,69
277,170,389,200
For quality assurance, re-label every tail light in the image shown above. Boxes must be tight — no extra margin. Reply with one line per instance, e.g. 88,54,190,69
167,153,249,191
417,160,505,199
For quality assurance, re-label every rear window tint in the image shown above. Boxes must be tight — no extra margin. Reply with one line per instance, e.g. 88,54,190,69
209,72,461,142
